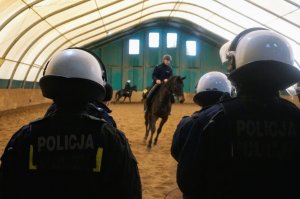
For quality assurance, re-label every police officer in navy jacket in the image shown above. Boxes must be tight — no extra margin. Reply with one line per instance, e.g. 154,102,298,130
145,54,173,112
177,28,300,199
0,49,141,199
171,71,232,161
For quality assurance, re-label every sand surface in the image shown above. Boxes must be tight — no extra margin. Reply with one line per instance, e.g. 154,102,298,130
0,103,199,199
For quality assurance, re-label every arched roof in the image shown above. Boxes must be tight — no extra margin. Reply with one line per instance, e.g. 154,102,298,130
0,0,299,88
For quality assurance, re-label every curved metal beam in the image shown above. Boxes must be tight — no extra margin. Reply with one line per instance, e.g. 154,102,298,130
22,1,242,87
214,0,300,45
0,0,43,31
32,8,240,87
245,0,300,29
7,0,124,88
2,0,93,59
19,0,145,87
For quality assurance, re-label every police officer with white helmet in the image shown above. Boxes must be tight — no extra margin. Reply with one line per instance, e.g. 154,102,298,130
171,71,232,161
0,48,142,199
176,28,300,199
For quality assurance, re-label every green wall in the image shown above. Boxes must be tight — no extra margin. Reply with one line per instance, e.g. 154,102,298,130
89,27,225,92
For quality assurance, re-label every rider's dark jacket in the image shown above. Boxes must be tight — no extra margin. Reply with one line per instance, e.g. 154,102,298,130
176,96,300,199
124,82,131,92
0,105,141,199
152,63,173,83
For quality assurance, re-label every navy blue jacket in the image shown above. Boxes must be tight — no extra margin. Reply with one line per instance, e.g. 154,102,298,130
177,97,300,199
0,107,141,199
45,103,117,128
152,63,173,83
88,102,117,128
171,110,203,161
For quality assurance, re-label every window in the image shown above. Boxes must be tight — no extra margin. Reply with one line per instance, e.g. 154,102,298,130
149,32,159,48
186,41,196,56
129,39,140,55
167,33,177,48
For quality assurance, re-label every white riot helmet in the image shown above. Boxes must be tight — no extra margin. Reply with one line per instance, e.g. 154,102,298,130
40,48,106,102
222,28,300,90
193,71,232,106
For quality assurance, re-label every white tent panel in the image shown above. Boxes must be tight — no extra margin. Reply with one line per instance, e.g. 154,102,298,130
196,1,260,29
56,12,101,34
34,37,72,66
26,66,40,82
95,0,120,8
21,30,61,64
45,1,97,26
74,33,107,47
290,0,300,4
6,20,53,61
35,69,44,82
249,0,298,16
64,22,106,40
0,9,40,57
141,3,176,17
177,4,214,19
104,13,140,31
0,0,25,25
171,11,235,40
71,29,106,44
0,60,16,79
102,4,142,24
209,15,244,34
266,19,300,43
217,0,277,24
284,10,300,25
100,0,142,17
31,0,84,17
140,12,171,23
13,63,29,80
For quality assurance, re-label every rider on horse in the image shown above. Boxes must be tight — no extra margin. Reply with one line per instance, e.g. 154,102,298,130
124,80,131,95
145,54,173,112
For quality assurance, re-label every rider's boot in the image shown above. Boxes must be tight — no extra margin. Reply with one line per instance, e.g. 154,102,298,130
144,84,158,113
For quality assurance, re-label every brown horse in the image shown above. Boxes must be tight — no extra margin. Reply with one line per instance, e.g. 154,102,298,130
144,76,185,148
115,85,137,103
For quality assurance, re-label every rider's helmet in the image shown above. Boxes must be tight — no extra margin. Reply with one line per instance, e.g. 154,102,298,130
163,54,172,61
193,71,232,106
40,48,106,104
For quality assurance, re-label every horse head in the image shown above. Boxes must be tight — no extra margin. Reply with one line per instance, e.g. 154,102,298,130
131,85,137,92
167,76,185,103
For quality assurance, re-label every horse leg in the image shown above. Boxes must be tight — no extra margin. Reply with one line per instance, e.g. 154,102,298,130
144,112,150,143
122,96,126,102
154,117,168,145
148,115,158,149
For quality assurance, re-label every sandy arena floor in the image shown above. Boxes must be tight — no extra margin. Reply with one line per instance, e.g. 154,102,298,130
0,103,199,199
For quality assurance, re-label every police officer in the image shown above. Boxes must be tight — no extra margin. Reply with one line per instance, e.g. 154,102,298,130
0,49,142,199
176,28,300,199
145,54,173,111
124,80,131,95
171,71,232,161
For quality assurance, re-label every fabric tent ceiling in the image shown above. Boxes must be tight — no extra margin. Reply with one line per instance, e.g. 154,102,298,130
0,0,300,88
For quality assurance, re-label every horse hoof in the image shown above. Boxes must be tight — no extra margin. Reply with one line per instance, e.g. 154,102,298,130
147,144,152,149
143,139,147,144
